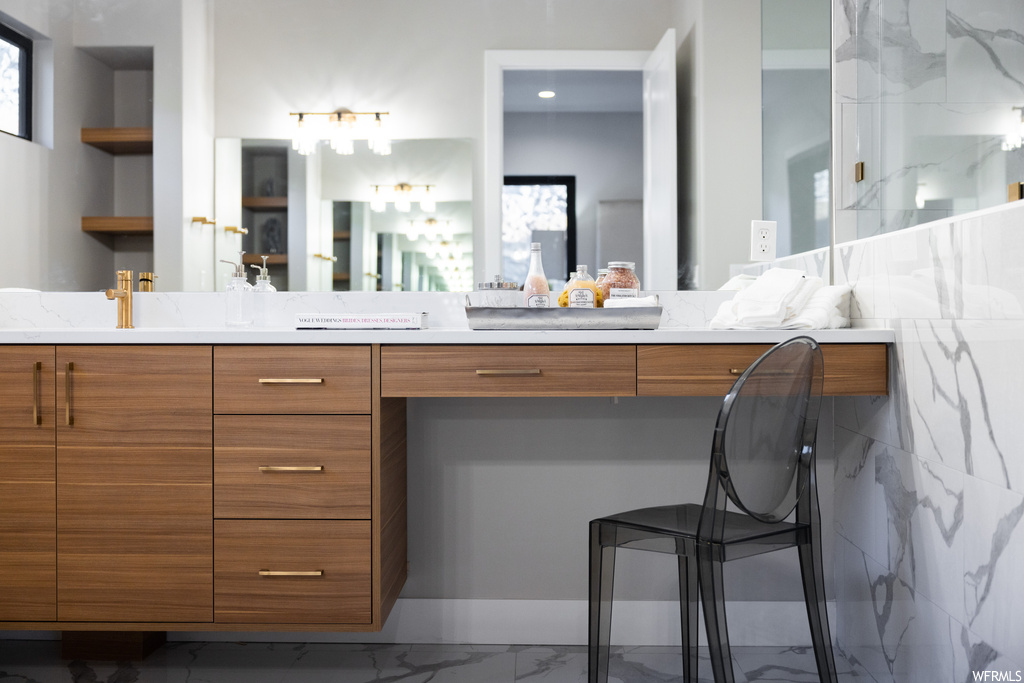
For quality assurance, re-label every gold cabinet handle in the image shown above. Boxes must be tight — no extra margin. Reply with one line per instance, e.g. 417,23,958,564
32,361,42,426
475,369,542,376
258,378,325,384
64,362,74,426
258,466,324,472
313,253,338,262
259,570,324,577
729,368,795,376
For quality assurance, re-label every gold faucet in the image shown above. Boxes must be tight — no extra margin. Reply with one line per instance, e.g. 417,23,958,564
105,270,134,329
139,272,157,292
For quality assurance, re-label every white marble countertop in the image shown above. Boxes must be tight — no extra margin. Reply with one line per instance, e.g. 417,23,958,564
0,326,894,345
0,290,894,345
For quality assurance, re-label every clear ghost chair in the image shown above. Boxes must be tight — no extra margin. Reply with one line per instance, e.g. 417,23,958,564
588,336,837,683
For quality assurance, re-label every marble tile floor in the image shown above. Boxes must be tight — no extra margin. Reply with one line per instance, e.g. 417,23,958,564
0,640,874,683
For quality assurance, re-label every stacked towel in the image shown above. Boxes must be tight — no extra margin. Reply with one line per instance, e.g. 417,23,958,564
603,295,659,308
782,284,852,329
710,268,825,329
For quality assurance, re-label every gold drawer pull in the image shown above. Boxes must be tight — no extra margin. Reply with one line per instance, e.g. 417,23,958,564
259,570,324,577
258,378,325,384
33,361,42,426
65,362,74,426
258,466,324,472
729,368,796,376
475,369,542,376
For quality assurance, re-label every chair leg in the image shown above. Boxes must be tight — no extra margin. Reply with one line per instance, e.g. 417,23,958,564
678,555,699,682
589,521,616,683
697,551,734,683
798,542,839,683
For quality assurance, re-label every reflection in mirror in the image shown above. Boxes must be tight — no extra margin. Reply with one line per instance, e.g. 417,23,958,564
502,175,577,288
319,138,473,292
218,138,473,292
761,0,831,258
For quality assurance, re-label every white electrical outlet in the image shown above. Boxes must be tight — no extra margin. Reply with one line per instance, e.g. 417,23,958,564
750,220,777,261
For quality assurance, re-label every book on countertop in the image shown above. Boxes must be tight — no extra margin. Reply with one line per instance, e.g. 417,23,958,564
295,312,428,329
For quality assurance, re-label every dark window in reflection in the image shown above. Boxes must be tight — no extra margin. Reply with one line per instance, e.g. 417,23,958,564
0,21,32,140
502,175,576,287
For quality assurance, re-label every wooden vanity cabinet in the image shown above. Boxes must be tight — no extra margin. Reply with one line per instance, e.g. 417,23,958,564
55,346,213,623
212,345,405,628
0,347,57,621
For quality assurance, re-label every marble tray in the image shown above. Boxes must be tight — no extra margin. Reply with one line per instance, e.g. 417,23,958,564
465,305,663,330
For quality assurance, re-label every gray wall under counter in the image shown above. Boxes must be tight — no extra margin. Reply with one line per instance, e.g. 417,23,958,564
402,394,836,604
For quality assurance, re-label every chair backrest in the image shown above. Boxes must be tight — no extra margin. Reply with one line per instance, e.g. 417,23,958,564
699,336,824,538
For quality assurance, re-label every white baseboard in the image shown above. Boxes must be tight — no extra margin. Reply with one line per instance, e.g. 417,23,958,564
3,599,833,647
169,599,832,647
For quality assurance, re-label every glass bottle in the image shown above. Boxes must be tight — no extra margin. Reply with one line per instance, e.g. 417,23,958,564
523,242,550,307
251,255,277,327
566,264,598,308
220,251,254,327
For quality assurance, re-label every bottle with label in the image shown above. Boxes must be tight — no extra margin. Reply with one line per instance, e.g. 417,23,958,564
522,242,550,308
604,261,640,299
251,255,277,327
220,251,254,328
560,264,602,308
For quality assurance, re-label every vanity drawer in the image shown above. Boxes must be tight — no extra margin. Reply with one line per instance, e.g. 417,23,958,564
381,345,636,397
637,343,888,396
214,415,371,519
215,519,371,624
214,346,371,415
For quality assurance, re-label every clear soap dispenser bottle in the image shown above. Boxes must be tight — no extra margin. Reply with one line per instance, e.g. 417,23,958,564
220,251,254,328
251,255,276,327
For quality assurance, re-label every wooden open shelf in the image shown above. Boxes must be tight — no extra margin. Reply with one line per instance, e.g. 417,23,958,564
81,217,154,235
334,231,351,240
333,273,351,282
242,253,287,266
81,127,153,155
242,197,288,210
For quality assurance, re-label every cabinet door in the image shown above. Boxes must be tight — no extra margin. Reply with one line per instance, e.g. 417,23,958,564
55,346,212,623
0,346,56,621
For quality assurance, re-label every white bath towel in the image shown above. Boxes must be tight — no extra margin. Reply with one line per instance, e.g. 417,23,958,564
603,295,660,308
783,284,852,329
710,268,823,329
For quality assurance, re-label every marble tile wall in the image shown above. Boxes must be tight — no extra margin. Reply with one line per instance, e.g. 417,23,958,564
830,200,1024,680
831,1,1024,675
833,0,1024,244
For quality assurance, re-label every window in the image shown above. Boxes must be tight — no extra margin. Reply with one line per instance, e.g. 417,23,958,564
502,175,576,286
0,21,32,140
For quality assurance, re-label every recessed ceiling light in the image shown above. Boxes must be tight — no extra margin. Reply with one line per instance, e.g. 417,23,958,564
538,90,556,99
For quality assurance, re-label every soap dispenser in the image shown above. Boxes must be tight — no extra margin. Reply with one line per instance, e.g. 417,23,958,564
250,255,276,327
220,251,254,328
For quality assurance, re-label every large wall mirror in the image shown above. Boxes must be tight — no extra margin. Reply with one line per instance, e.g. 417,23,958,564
7,1,1016,293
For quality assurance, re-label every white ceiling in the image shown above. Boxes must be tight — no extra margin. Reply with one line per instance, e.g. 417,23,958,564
503,70,642,113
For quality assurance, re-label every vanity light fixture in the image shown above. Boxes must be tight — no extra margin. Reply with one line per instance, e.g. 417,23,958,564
290,110,391,156
407,218,453,242
369,183,436,213
1003,106,1024,152
538,90,556,99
